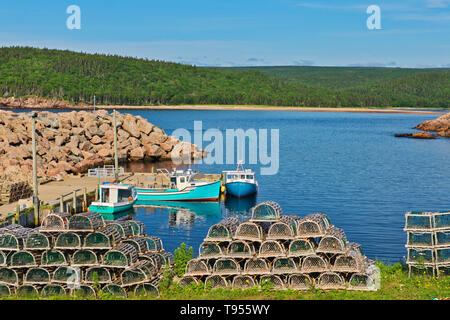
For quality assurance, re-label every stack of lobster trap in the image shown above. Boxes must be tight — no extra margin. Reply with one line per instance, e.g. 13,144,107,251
404,211,450,276
0,211,173,298
0,181,32,205
179,201,378,291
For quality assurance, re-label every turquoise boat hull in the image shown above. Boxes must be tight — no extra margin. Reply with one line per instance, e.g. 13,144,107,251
89,202,135,220
225,181,258,198
134,200,221,217
136,180,221,202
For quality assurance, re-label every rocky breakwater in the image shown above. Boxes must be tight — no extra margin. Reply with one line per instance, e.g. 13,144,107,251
395,112,450,139
0,110,205,183
0,96,87,109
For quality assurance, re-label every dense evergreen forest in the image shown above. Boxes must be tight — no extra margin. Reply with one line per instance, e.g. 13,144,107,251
0,47,448,108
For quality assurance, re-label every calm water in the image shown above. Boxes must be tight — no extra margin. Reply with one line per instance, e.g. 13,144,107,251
8,108,450,262
122,110,450,263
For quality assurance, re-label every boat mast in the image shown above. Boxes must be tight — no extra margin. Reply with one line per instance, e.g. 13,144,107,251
113,109,119,182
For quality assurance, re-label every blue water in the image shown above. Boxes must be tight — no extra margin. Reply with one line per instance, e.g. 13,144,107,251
123,110,450,263
7,108,450,262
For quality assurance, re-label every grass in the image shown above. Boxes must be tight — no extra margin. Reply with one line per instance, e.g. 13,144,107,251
1,262,449,300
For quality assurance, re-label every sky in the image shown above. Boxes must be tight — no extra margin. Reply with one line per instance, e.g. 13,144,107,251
0,0,449,68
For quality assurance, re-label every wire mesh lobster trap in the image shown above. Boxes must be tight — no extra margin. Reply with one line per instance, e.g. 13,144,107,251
106,220,134,239
347,262,379,291
68,211,105,232
205,217,240,242
227,240,256,259
235,221,268,242
404,211,434,231
52,266,81,284
199,242,227,259
232,275,257,290
0,283,12,296
213,258,241,275
41,249,69,267
316,227,347,254
205,275,230,289
103,283,127,298
406,232,435,248
123,236,149,254
40,283,67,297
316,272,346,290
129,220,146,236
10,250,41,268
267,215,300,240
72,249,100,266
435,230,450,248
287,273,313,290
288,239,316,257
301,254,330,273
178,276,199,288
139,252,164,271
272,257,299,274
120,260,157,287
71,284,96,297
16,284,39,297
0,228,34,251
103,243,138,268
85,266,113,284
24,232,54,250
185,258,212,276
433,212,450,230
55,232,82,250
40,213,70,231
145,236,163,252
258,240,287,258
0,267,21,286
296,213,331,238
0,224,24,234
134,281,160,297
332,243,365,273
250,201,282,222
84,226,121,250
155,251,174,266
436,248,450,264
406,248,435,265
24,267,51,285
243,258,271,275
259,274,285,290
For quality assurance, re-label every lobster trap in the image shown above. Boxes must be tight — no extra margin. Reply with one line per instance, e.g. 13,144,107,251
199,242,227,259
134,281,160,297
129,220,146,236
41,250,69,267
155,251,174,266
72,249,100,266
123,236,149,254
301,254,329,273
0,267,21,286
10,250,41,268
272,257,298,274
267,215,299,240
316,227,347,254
72,284,96,297
433,212,450,230
316,272,346,290
287,273,313,290
205,275,230,289
0,283,12,296
250,201,282,222
185,258,212,276
68,211,104,232
55,232,82,250
103,284,127,298
85,266,113,284
332,243,365,273
404,211,434,231
347,262,379,291
41,284,67,297
232,275,257,290
40,213,70,231
227,240,256,259
178,276,199,288
244,258,271,275
258,240,287,258
296,213,331,238
213,258,241,275
24,232,54,250
103,243,138,268
235,221,268,242
205,217,240,242
84,226,121,249
24,267,51,285
52,266,81,284
106,220,134,238
259,274,285,290
406,232,435,248
16,284,39,297
406,248,435,265
145,236,163,252
436,248,450,264
139,252,164,270
121,261,156,286
435,230,450,247
288,239,316,257
0,228,34,251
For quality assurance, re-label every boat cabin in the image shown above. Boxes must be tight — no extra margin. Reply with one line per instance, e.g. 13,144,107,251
99,183,136,204
224,169,256,184
168,169,195,190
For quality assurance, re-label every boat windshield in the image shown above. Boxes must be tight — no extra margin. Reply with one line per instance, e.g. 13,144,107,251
101,188,110,203
118,188,132,202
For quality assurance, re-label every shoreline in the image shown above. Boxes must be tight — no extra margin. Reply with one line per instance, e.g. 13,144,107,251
1,104,446,115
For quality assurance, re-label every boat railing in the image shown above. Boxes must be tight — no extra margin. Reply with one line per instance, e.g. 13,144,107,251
88,166,125,178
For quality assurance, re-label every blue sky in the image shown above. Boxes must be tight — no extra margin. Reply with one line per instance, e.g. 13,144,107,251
1,0,449,67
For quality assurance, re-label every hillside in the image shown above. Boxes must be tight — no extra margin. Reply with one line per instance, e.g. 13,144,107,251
0,47,449,108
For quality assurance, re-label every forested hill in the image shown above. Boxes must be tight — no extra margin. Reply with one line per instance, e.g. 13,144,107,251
0,46,449,108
